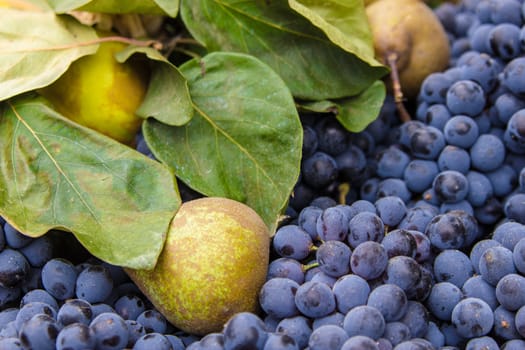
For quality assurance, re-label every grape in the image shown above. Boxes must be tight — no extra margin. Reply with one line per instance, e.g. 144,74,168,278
490,0,523,26
350,199,377,215
3,223,32,249
375,196,407,228
314,117,351,156
0,337,23,350
398,206,438,233
297,206,323,241
383,322,411,347
273,225,313,260
0,308,18,330
56,323,97,350
350,241,388,280
347,212,384,248
465,336,499,350
513,237,525,274
125,320,146,348
316,240,351,277
501,339,525,349
20,289,58,311
408,230,432,263
316,206,349,242
336,145,368,184
136,309,167,334
502,57,525,96
15,301,57,332
383,256,421,296
470,134,506,172
301,152,339,189
505,109,525,154
479,245,516,286
294,281,335,318
496,273,525,311
494,92,525,125
409,125,446,160
470,24,495,53
132,333,173,350
400,301,430,338
89,312,129,350
420,72,454,105
56,299,92,327
377,178,412,203
41,258,78,301
432,170,470,204
307,324,348,350
190,333,225,350
341,335,380,350
18,236,54,268
381,229,417,259
332,274,370,314
426,282,464,321
494,305,521,340
451,297,494,338
504,193,525,223
437,145,471,174
466,171,494,207
259,278,300,319
444,115,480,149
424,321,445,349
223,312,268,350
403,160,439,194
302,125,318,158
446,80,486,116
488,23,521,60
487,164,518,197
312,312,345,329
18,313,59,350
75,264,114,304
423,103,452,130
114,294,146,321
392,338,435,350
462,275,499,310
515,305,525,338
267,258,305,284
425,211,467,250
0,248,30,288
367,284,408,322
343,305,385,340
275,316,312,349
433,249,474,288
376,146,410,179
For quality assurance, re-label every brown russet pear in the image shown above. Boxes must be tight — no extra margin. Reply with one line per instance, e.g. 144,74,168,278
366,0,450,118
125,197,271,335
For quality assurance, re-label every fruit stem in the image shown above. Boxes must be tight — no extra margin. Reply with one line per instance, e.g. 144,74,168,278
303,261,320,272
9,36,162,53
386,52,412,123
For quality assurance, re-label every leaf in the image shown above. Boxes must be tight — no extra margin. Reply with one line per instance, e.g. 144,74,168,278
143,52,302,233
47,0,178,16
179,0,388,100
0,95,181,269
298,80,386,132
0,10,98,101
115,46,194,126
288,0,379,67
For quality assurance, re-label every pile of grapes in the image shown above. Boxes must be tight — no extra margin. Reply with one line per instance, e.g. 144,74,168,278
4,0,525,349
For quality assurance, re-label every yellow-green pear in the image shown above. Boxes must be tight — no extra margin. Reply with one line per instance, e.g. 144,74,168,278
366,0,450,99
39,37,149,146
125,197,271,335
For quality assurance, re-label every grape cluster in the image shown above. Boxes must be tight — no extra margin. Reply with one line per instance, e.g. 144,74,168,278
0,219,197,350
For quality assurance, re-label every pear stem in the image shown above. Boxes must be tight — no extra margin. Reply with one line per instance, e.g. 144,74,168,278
386,52,412,123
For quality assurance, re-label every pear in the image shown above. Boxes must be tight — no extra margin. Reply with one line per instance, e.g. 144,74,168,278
39,37,149,146
125,197,270,335
366,0,450,119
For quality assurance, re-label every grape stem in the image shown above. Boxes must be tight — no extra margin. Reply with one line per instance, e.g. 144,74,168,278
386,52,412,123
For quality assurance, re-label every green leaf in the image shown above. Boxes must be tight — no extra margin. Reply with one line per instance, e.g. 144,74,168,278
180,0,388,100
143,52,302,233
47,0,178,16
0,10,98,101
0,95,180,269
298,80,386,132
288,0,380,67
115,46,194,126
